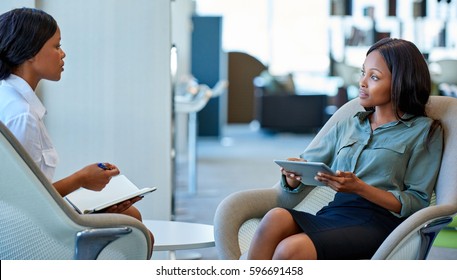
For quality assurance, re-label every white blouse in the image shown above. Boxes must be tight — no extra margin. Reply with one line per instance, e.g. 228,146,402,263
0,74,59,180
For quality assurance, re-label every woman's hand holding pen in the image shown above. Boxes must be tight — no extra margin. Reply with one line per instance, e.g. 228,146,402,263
73,162,143,215
77,162,120,192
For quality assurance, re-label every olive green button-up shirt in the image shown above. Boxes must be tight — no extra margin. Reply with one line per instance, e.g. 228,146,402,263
283,111,444,218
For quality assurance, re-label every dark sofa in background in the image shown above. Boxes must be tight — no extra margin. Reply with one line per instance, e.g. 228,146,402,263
253,81,329,133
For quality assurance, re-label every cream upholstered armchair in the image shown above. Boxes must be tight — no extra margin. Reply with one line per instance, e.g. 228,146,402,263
0,121,152,260
214,96,457,260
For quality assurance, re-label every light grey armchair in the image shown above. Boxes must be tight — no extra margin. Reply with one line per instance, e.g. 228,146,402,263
0,121,152,260
214,96,457,260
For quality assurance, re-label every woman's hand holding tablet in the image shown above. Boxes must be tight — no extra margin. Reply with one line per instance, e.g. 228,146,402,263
274,159,335,186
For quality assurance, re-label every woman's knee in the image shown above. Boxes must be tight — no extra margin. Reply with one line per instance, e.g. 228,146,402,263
122,206,142,221
273,234,317,260
262,208,293,223
256,208,296,237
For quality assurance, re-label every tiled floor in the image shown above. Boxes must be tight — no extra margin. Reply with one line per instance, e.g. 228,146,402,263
172,124,457,260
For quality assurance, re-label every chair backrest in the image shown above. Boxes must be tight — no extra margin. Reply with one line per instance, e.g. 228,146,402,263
0,121,151,259
426,96,457,206
308,96,457,207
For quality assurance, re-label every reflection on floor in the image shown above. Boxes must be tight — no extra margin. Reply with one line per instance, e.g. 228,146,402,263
173,124,457,260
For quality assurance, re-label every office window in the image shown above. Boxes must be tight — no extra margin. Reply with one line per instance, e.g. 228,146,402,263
195,0,330,75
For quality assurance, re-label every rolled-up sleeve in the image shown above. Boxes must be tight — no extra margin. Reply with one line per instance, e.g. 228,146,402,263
280,174,305,193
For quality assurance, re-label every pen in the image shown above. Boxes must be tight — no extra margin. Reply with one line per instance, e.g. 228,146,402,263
97,162,111,170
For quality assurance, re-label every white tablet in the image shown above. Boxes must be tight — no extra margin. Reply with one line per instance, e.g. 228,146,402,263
274,160,335,186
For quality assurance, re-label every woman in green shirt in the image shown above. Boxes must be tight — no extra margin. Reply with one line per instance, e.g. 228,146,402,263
247,38,444,260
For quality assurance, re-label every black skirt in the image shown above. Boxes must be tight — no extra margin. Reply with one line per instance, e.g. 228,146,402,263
286,192,405,259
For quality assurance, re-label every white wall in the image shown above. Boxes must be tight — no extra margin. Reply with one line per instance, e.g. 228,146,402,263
172,0,194,80
0,0,35,11
171,0,195,157
1,0,173,220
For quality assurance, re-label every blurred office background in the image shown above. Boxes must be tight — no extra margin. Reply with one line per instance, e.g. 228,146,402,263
1,0,456,259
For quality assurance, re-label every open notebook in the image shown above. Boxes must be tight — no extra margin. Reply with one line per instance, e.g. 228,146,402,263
65,175,157,214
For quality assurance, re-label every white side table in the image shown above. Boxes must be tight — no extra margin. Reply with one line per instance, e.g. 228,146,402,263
143,220,215,260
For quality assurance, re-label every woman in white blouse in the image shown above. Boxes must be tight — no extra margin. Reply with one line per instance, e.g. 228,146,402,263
0,7,151,239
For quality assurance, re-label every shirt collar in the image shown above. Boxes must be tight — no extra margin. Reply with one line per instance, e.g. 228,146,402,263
354,110,415,128
4,74,46,119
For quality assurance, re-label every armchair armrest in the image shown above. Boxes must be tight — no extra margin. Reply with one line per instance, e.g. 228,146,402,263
372,204,457,259
74,212,153,260
214,181,313,259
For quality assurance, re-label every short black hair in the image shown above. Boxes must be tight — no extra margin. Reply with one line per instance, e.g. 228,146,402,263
0,7,57,79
